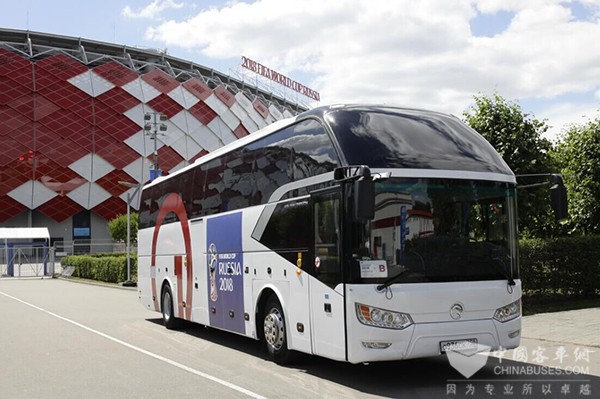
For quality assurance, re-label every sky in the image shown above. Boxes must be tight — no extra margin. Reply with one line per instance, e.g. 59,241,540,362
2,0,600,142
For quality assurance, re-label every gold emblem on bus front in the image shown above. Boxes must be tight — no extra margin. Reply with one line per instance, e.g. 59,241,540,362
450,303,464,320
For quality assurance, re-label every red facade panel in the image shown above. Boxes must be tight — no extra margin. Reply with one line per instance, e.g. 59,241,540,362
252,98,269,119
0,159,32,195
95,169,138,197
4,65,34,91
0,43,281,227
38,109,94,151
214,84,236,108
12,150,39,179
96,87,140,114
142,69,179,94
233,123,250,139
36,136,88,168
93,128,117,154
150,146,184,174
92,196,126,221
0,136,28,167
32,66,62,92
182,78,212,101
38,81,90,111
0,49,30,77
37,196,84,223
0,106,30,136
33,122,57,149
0,76,30,105
0,196,27,223
147,94,183,119
10,123,36,150
34,158,86,195
6,94,61,122
95,140,140,169
35,54,88,81
92,61,138,87
188,101,217,125
94,101,140,141
189,149,209,164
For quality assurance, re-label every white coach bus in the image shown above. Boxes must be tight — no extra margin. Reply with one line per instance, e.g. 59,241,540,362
137,104,564,364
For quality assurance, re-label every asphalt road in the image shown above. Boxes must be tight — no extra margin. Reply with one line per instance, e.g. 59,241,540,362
0,278,597,399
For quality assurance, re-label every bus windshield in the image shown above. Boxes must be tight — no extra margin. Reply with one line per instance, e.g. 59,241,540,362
349,178,518,285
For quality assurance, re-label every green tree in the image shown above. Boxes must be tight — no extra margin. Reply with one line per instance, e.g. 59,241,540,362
553,118,600,235
463,93,558,238
107,213,139,244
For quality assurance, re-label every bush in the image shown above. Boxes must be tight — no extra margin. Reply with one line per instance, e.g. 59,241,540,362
520,236,600,298
61,253,137,283
60,237,599,297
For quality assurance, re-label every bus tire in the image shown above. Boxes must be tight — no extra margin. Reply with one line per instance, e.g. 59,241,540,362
263,295,293,365
161,285,180,330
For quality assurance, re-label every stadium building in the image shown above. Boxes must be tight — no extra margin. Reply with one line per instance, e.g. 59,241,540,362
0,28,306,247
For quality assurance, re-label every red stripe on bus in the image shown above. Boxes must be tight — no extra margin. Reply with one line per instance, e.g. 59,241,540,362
174,255,184,317
151,193,193,319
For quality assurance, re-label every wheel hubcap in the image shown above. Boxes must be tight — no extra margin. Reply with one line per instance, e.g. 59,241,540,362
264,308,284,350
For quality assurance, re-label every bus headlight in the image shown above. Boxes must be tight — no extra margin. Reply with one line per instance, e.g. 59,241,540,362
356,303,413,329
493,299,521,323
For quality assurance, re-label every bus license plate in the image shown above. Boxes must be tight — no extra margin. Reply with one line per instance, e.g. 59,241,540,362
440,338,478,353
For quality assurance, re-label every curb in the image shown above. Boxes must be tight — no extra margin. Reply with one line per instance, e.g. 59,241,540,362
56,276,138,291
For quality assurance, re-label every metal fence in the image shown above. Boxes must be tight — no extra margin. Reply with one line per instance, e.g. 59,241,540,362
54,240,131,257
0,240,136,278
0,245,52,277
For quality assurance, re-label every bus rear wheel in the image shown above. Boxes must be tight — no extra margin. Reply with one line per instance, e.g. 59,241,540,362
263,295,293,364
161,285,180,330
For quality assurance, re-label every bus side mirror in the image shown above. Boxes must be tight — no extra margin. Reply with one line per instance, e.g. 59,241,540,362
550,174,568,222
354,178,375,221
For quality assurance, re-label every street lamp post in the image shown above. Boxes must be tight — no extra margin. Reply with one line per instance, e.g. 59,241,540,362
119,181,141,287
144,112,168,181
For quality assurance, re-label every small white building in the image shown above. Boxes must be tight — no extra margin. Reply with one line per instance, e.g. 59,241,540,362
0,227,50,277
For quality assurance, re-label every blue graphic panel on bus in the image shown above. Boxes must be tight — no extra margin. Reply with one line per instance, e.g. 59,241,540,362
207,212,245,334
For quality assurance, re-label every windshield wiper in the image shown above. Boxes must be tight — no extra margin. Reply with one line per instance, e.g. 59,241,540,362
376,269,412,291
492,255,516,287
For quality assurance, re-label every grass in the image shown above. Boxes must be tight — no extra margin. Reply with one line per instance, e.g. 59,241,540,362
522,295,600,316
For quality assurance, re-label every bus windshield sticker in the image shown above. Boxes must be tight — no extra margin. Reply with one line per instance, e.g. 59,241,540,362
360,260,388,278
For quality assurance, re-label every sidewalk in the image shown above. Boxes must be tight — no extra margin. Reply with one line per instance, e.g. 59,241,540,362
522,308,600,348
497,308,600,377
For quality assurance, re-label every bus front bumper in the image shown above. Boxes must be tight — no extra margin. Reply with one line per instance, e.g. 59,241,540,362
347,317,521,364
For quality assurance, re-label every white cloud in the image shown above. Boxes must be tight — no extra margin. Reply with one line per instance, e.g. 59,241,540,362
539,102,600,142
144,0,600,129
122,0,184,19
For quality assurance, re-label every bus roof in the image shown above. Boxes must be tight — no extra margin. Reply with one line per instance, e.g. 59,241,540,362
307,104,513,176
144,104,513,190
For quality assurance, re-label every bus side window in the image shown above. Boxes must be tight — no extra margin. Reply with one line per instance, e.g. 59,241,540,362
313,194,341,287
251,198,311,271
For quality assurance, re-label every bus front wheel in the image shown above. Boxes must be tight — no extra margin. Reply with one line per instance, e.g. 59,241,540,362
161,285,180,330
263,295,292,364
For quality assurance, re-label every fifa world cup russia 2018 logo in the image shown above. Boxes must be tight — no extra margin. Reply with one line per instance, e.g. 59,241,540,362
208,243,218,302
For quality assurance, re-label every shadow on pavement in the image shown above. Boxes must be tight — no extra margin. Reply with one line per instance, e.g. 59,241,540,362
146,318,599,398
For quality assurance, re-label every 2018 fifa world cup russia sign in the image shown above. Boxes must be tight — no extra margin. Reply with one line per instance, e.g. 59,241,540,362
241,56,320,102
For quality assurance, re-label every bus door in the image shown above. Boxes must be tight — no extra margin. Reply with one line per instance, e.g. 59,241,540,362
309,190,346,361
